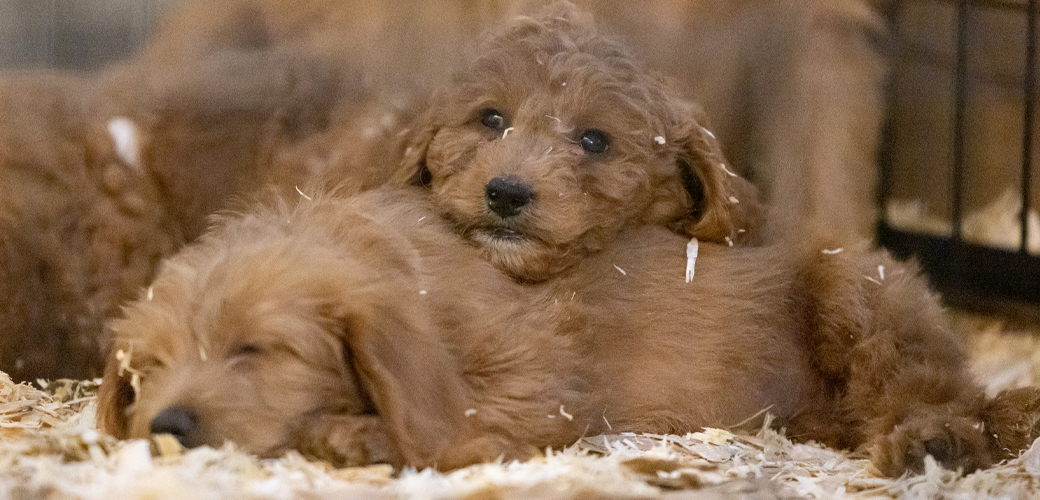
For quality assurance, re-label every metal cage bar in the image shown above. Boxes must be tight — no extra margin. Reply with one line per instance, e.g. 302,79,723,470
952,0,970,241
1024,0,1037,254
879,0,1040,307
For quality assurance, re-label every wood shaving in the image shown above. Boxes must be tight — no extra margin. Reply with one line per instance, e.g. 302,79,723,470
106,117,141,170
153,434,185,459
294,186,313,201
115,348,142,398
686,237,699,282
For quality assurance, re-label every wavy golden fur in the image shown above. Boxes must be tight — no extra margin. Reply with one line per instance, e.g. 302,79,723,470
97,187,1040,476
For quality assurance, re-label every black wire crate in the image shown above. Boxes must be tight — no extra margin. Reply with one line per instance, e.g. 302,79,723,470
880,0,1040,308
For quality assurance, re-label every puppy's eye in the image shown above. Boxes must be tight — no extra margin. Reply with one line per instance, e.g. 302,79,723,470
480,108,506,130
230,343,264,358
579,129,610,154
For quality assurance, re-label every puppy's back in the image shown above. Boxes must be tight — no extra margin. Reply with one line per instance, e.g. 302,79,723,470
548,226,821,434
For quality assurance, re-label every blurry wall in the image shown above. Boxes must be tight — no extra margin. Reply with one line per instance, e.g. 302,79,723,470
0,0,183,70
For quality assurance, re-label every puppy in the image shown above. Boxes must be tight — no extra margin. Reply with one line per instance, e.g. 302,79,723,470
554,227,1040,476
0,49,367,382
394,3,765,281
97,187,1040,476
96,187,586,469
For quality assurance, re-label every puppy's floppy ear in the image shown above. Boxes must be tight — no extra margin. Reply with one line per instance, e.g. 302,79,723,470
668,111,765,245
95,347,136,438
335,285,473,468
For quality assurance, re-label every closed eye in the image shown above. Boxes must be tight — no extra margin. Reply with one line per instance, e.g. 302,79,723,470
229,343,264,358
134,355,164,375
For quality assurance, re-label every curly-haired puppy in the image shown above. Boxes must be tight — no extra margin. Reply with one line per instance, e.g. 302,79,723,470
395,3,765,281
97,187,1040,476
0,50,366,382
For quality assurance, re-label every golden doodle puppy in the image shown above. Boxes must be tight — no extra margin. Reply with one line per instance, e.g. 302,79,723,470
0,50,364,382
396,3,765,281
97,188,585,469
98,187,1040,476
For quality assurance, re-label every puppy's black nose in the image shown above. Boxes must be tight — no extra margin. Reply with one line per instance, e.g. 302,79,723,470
485,176,533,218
150,405,204,448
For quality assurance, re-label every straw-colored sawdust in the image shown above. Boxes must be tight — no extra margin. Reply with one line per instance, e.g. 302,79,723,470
2,315,1039,499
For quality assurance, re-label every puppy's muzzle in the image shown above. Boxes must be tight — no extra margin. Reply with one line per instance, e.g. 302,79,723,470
150,405,204,448
485,176,533,218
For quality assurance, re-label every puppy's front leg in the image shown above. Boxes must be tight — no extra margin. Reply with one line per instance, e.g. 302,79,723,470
432,434,543,471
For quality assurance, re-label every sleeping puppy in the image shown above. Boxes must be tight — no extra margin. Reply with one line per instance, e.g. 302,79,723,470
96,187,1040,476
0,49,365,382
95,187,587,469
395,3,765,282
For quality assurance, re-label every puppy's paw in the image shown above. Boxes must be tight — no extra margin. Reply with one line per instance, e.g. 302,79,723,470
984,386,1040,460
870,414,991,476
294,413,402,468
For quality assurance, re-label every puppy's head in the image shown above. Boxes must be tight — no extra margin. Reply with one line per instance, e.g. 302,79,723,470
396,3,762,281
96,197,471,467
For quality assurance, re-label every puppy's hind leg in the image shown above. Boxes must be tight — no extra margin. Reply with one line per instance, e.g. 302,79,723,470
802,247,994,476
983,386,1040,462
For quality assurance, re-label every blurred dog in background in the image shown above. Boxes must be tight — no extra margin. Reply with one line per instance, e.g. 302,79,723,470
0,49,375,381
